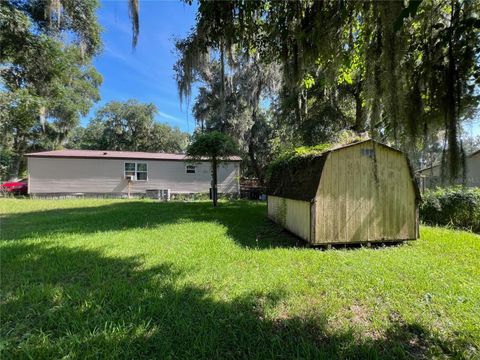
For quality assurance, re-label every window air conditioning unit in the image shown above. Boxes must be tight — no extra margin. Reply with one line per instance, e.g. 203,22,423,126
146,189,170,201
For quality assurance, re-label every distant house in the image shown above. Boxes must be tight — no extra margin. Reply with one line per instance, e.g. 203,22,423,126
267,139,420,245
416,149,480,189
26,150,241,197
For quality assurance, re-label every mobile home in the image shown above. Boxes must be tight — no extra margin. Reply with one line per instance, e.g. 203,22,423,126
26,150,240,197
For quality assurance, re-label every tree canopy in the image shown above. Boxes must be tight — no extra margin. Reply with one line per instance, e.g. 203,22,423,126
68,100,189,153
0,0,103,179
168,0,480,181
187,131,237,161
175,52,281,183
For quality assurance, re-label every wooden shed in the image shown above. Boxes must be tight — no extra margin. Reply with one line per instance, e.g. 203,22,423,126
267,139,420,245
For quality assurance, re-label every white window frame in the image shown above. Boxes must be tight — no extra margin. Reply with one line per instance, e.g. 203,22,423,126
124,162,148,181
185,165,196,174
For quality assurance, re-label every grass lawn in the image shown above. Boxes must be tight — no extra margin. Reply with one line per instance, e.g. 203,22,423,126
1,199,479,359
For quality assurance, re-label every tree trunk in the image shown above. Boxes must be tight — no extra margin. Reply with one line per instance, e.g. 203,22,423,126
444,0,460,183
353,87,364,133
9,134,26,180
249,69,264,184
445,44,458,182
9,154,21,180
248,115,263,185
211,156,218,207
220,43,226,133
248,140,263,185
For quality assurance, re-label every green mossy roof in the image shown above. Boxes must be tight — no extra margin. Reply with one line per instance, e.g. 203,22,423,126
267,154,328,201
267,139,421,202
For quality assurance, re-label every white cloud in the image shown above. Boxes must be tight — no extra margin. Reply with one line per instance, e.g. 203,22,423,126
157,111,182,123
103,46,175,95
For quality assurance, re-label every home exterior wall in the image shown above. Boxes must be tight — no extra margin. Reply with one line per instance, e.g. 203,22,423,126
28,157,240,195
418,151,480,188
313,141,417,245
468,152,480,187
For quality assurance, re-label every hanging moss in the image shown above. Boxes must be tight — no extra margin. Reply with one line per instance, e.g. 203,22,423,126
170,0,478,183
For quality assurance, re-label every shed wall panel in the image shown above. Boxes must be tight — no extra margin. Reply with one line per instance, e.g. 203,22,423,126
268,196,311,242
314,142,416,244
28,157,239,194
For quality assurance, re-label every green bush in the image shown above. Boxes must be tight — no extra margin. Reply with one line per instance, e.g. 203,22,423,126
420,187,480,233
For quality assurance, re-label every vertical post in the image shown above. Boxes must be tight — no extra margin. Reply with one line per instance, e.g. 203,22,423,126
212,157,218,207
128,179,131,199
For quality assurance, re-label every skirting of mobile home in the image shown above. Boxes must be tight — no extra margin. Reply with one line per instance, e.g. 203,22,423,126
267,140,420,245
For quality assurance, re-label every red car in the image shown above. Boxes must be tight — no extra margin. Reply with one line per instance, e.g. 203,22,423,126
1,179,28,195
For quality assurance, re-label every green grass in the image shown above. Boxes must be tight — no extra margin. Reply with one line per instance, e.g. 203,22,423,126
1,199,479,359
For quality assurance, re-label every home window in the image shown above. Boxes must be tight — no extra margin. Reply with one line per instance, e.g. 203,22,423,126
186,165,196,174
124,162,148,181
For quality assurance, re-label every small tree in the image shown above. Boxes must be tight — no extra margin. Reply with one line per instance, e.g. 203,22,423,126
187,131,237,206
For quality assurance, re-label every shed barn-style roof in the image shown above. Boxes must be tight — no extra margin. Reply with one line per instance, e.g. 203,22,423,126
25,149,242,162
267,139,420,202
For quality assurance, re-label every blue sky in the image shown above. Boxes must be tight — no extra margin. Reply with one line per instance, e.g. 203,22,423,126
82,0,198,132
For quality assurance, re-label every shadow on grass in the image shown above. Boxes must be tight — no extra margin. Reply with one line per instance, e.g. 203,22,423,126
1,200,304,249
1,242,470,359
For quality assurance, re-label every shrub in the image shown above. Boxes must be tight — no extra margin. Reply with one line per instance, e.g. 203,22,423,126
420,187,480,233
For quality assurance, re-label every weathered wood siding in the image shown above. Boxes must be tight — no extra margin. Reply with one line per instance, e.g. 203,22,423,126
314,141,417,244
28,157,240,194
268,195,311,242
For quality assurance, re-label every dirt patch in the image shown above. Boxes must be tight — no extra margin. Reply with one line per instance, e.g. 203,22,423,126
350,304,369,326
